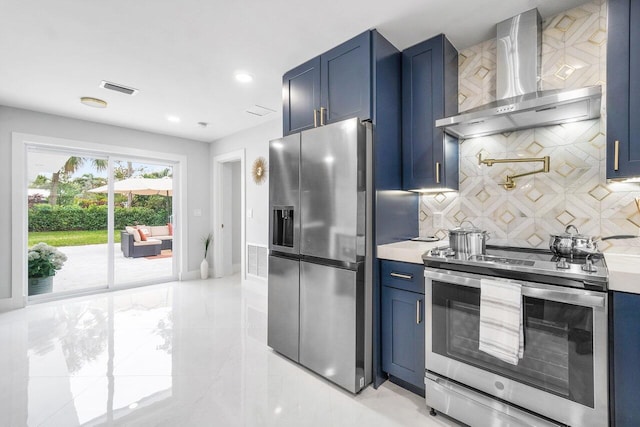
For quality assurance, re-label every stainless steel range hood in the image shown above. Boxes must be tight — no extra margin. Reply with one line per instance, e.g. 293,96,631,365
436,9,602,139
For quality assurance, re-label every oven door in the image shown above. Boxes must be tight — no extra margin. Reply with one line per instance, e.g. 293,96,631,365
424,268,608,427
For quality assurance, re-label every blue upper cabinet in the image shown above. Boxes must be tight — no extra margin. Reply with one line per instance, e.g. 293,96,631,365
283,57,321,136
321,31,371,125
282,31,372,136
607,0,640,179
402,34,459,191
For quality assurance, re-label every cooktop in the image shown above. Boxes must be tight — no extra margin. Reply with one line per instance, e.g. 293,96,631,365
423,245,608,290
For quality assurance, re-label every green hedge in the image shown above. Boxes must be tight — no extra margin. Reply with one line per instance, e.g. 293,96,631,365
28,205,169,232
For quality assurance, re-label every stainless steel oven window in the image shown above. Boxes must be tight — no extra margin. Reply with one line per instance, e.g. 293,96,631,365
432,281,595,407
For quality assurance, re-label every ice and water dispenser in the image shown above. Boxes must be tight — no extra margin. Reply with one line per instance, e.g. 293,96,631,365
272,206,294,248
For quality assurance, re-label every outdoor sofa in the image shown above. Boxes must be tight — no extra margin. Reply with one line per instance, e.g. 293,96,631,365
121,225,173,258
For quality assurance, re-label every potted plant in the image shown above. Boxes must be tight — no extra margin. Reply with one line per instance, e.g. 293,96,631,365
201,233,212,279
28,242,67,295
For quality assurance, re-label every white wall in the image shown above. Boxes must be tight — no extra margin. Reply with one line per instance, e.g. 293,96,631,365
0,105,211,301
210,119,279,248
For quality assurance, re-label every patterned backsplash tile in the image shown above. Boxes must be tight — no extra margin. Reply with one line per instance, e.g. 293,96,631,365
419,0,640,253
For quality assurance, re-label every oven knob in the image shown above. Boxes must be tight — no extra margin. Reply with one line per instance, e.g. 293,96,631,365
556,257,570,269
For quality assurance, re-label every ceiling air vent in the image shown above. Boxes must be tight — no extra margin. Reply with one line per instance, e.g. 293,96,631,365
246,105,276,117
100,80,138,96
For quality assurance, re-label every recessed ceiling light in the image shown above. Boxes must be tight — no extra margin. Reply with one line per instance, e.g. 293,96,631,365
166,115,181,123
197,122,209,128
235,72,253,83
80,97,107,108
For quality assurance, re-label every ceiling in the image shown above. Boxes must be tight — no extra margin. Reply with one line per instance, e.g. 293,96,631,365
0,0,589,143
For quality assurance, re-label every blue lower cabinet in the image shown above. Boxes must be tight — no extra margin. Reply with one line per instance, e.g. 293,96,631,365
381,284,425,394
612,291,640,426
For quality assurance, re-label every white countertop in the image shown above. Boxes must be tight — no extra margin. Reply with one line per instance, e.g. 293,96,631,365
378,241,640,294
604,253,640,294
377,240,442,264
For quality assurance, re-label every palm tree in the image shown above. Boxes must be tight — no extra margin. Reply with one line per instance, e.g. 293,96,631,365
49,157,108,206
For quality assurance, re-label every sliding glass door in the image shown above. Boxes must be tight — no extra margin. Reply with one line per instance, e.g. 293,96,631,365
112,158,175,286
26,147,177,300
27,147,110,296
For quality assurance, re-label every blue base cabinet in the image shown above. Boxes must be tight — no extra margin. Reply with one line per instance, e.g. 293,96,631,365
607,0,640,179
381,260,425,395
282,31,371,136
611,291,640,427
402,34,459,191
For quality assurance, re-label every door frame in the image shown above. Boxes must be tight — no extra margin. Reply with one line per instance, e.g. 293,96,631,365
212,149,246,279
8,132,187,310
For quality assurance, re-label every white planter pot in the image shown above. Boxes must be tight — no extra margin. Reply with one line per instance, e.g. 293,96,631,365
200,259,209,280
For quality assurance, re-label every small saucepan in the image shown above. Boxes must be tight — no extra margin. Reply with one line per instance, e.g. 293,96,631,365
549,224,636,258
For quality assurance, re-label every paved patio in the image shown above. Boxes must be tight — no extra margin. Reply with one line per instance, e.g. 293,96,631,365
51,243,173,293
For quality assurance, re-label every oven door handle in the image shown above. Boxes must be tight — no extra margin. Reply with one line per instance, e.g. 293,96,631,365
424,269,606,308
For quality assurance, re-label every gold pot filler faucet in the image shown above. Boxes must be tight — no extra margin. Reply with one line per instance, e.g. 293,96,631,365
478,153,550,190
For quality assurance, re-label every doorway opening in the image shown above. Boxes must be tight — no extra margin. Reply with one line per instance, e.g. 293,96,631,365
212,150,245,279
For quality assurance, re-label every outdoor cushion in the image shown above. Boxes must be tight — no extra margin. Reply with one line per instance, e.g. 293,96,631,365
152,235,172,241
167,223,173,236
133,238,162,246
132,228,141,242
150,225,170,237
137,227,151,241
125,226,136,235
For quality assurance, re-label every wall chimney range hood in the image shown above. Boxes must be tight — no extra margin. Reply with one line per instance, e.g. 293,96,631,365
436,9,602,139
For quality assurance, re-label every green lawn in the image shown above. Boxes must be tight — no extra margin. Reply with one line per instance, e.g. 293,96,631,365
28,230,122,247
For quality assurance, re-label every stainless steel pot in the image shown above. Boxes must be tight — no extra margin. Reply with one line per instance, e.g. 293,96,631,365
449,228,468,254
466,229,489,255
449,221,490,256
549,224,636,258
549,225,588,257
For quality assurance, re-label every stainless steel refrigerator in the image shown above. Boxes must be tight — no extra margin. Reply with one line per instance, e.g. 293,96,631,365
268,118,372,393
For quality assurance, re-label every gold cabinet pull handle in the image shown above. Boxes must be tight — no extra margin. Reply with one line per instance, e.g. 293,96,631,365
313,109,318,128
416,300,421,324
320,107,326,126
614,140,620,171
390,272,412,280
436,162,441,184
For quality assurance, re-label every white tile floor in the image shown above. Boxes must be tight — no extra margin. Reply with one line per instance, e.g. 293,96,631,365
1,274,460,427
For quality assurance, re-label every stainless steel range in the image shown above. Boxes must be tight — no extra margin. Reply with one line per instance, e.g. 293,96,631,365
423,245,608,427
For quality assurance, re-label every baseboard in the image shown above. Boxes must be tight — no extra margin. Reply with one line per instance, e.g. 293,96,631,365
180,269,207,281
0,297,25,313
246,272,267,282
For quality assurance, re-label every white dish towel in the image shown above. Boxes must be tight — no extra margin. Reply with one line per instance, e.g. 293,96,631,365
478,278,524,365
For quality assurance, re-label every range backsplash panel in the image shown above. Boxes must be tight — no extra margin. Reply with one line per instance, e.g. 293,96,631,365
419,0,640,253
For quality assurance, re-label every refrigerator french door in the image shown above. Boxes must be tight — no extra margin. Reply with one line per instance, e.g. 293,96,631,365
268,118,371,394
299,261,365,392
